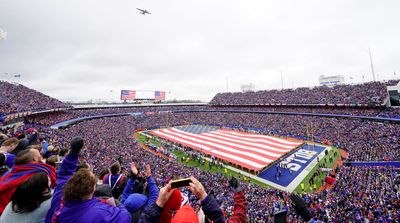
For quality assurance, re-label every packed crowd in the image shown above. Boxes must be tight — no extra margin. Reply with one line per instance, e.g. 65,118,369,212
303,166,399,222
26,105,400,128
210,81,389,105
378,107,400,119
147,112,399,162
0,81,70,116
2,114,399,222
32,111,400,162
1,82,400,222
26,105,206,126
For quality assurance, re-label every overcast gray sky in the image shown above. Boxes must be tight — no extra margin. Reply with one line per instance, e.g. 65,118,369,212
1,0,399,102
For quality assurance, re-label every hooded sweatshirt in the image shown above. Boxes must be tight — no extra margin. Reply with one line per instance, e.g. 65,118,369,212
45,152,131,223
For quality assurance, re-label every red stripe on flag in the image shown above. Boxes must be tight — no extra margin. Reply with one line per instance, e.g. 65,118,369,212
219,129,301,146
168,129,280,160
203,131,293,152
151,131,262,171
160,129,270,165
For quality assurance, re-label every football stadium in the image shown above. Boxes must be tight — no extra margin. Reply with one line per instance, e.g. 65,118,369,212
1,1,400,223
1,80,399,222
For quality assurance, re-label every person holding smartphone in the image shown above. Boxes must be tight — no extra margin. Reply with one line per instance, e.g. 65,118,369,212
139,176,248,223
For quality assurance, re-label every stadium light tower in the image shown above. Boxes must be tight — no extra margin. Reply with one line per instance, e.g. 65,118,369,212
368,47,376,82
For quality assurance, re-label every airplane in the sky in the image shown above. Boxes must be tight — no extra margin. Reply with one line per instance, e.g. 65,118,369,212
136,8,151,15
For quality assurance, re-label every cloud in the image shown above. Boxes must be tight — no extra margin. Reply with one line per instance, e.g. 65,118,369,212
0,0,400,102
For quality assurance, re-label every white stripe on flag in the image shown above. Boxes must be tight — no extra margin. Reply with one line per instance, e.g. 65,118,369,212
163,129,272,163
152,130,265,169
202,131,293,152
219,130,301,146
171,128,283,158
208,130,297,150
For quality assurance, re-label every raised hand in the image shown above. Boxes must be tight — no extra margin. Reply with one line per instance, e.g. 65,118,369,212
156,181,174,208
143,164,151,178
188,176,207,201
70,137,84,155
130,162,138,176
289,194,312,222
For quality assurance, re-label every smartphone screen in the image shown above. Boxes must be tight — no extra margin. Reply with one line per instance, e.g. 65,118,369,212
171,178,192,188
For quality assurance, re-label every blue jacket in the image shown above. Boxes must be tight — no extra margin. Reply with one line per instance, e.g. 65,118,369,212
45,153,131,223
3,153,15,168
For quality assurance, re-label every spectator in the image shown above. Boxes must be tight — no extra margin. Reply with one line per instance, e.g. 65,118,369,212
0,172,52,223
102,161,127,199
0,149,56,214
121,163,158,221
0,138,19,168
11,139,29,156
45,137,131,223
139,176,225,223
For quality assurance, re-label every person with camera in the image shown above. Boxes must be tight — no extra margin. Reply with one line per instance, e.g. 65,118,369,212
138,176,248,223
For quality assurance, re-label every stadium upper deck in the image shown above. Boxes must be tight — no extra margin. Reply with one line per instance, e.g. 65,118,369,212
210,81,395,106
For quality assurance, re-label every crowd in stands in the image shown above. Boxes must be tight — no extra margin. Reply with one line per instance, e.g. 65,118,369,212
1,81,400,222
1,114,399,222
210,81,389,105
26,106,206,126
378,108,400,119
146,112,399,162
26,110,400,161
26,105,400,128
0,81,70,116
303,166,399,222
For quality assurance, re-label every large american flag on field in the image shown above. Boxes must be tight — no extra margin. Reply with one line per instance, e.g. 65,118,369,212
121,90,136,100
150,125,302,171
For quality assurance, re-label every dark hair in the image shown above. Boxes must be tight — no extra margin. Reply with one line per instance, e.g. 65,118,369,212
59,148,69,157
99,168,109,180
11,172,51,213
109,162,121,175
63,169,97,201
14,149,35,165
17,134,25,140
0,153,5,166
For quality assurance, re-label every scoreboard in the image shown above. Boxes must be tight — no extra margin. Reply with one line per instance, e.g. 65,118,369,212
121,90,165,101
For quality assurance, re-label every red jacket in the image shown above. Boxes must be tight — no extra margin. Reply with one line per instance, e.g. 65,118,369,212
228,191,247,223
